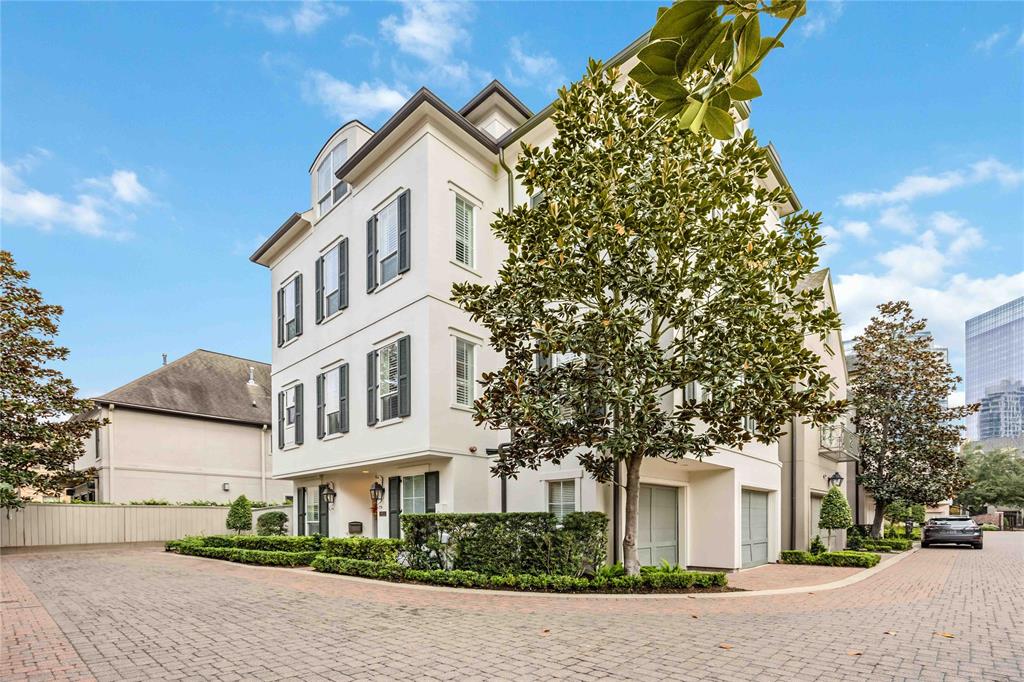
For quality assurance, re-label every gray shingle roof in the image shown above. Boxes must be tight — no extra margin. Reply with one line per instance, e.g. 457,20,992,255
93,350,271,425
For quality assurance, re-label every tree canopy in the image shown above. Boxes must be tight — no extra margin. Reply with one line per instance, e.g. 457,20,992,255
1,250,101,510
453,62,844,572
956,444,1024,513
849,301,976,536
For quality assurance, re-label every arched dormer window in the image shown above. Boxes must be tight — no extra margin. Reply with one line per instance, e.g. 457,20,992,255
317,141,349,218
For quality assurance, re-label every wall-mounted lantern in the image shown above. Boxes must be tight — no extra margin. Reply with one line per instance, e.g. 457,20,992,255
825,471,844,488
323,481,337,507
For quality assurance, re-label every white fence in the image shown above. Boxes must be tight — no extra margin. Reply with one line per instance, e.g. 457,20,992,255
1,503,231,548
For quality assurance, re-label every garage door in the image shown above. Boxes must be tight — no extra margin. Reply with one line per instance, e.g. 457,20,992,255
741,490,769,567
638,485,678,566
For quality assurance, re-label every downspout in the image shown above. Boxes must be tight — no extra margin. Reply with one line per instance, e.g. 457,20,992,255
789,418,796,551
498,146,514,514
107,404,116,503
854,459,861,526
260,425,268,502
613,461,621,564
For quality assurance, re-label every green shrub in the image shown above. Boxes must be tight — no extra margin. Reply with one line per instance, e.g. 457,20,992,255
980,523,998,531
168,541,317,566
809,535,827,555
321,537,404,562
780,549,879,568
226,495,253,534
856,538,912,552
311,556,726,593
401,511,607,576
231,535,320,552
818,486,853,544
129,498,170,505
256,511,288,536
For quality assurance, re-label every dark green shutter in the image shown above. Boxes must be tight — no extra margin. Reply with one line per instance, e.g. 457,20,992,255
277,391,285,449
397,335,411,418
294,383,304,445
276,288,285,347
388,476,402,538
318,485,329,536
338,238,349,310
316,373,325,439
366,217,377,292
425,471,439,513
294,274,303,337
297,487,306,536
339,364,349,433
366,351,377,425
314,256,324,323
398,189,411,274
536,352,551,370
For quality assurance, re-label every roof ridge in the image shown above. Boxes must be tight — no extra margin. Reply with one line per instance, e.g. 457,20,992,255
93,350,199,401
194,348,269,367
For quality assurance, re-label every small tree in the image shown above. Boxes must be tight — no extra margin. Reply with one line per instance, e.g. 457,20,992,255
256,510,288,536
956,444,1024,514
1,251,103,511
453,64,844,574
850,301,977,538
882,500,909,525
226,495,252,534
818,485,852,547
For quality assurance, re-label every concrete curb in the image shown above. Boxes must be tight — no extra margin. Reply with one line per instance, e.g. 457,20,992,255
165,546,919,601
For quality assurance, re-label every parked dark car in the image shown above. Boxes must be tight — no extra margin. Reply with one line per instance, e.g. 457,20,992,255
922,516,983,549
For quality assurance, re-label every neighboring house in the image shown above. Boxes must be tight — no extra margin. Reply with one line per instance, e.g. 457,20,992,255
71,350,291,504
251,37,807,570
778,269,858,552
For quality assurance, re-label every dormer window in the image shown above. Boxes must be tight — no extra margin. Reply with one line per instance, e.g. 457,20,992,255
317,141,349,218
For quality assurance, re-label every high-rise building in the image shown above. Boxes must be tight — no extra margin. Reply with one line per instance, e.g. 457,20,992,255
966,297,1024,445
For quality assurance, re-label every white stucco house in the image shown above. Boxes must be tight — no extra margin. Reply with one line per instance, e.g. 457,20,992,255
72,350,291,505
250,37,838,570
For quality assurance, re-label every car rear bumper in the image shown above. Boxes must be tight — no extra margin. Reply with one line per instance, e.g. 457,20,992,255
923,533,982,544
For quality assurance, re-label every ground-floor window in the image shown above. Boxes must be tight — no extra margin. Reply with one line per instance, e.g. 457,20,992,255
402,475,425,514
306,487,320,536
547,479,576,520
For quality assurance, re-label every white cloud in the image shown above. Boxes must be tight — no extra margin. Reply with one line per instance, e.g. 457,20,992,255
505,37,566,92
301,70,408,121
877,205,918,234
818,224,841,260
380,1,470,67
840,157,1023,207
800,0,844,38
252,1,348,35
841,220,871,240
1,153,150,240
974,27,1009,53
1018,31,1024,49
929,211,967,235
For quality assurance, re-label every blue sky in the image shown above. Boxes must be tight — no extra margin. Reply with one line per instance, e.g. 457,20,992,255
3,1,1023,405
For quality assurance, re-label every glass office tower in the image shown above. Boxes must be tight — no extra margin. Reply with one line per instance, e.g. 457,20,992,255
965,297,1024,443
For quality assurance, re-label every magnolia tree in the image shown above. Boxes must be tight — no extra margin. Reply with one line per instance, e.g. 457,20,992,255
453,64,844,574
1,251,101,511
850,301,976,537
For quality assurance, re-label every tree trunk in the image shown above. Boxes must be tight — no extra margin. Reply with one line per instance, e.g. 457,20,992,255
870,502,886,539
622,453,644,575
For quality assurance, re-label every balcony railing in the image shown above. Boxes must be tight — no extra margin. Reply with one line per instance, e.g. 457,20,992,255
819,422,859,461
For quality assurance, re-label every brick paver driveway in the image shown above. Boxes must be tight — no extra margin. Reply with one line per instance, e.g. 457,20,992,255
3,533,1022,681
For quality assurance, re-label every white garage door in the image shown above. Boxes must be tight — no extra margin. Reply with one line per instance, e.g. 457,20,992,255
741,490,769,568
638,485,678,566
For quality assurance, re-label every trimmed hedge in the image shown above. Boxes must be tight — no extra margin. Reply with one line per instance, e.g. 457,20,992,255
311,556,727,593
780,550,880,568
401,511,607,576
857,538,912,553
194,535,321,552
321,537,404,562
167,540,318,567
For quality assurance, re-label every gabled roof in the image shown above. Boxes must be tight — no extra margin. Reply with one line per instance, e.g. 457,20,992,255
796,268,829,294
93,350,271,426
459,80,532,119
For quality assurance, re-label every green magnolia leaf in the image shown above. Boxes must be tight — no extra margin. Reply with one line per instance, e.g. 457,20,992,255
628,62,658,86
684,20,729,74
676,98,704,129
711,91,731,111
642,76,689,100
729,74,762,100
703,106,735,140
637,40,682,77
655,97,689,118
766,0,807,20
650,0,718,40
737,14,761,73
685,98,710,133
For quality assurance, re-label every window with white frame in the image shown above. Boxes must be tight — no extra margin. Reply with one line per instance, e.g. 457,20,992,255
377,198,400,285
402,474,426,514
378,341,400,421
684,381,703,403
278,276,302,344
454,337,475,407
278,384,303,448
454,195,474,267
317,240,347,321
317,364,348,438
548,479,576,520
305,487,320,536
316,141,349,217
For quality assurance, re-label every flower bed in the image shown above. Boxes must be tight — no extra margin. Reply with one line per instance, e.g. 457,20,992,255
779,550,880,568
311,555,728,593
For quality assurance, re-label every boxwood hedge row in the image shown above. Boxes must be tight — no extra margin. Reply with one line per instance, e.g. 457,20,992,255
780,549,880,568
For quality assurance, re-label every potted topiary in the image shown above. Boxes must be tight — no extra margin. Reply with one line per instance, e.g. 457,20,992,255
819,485,853,550
226,495,253,535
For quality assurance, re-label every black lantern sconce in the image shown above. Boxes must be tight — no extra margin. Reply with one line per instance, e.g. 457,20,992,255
323,481,337,508
369,476,386,506
825,471,844,488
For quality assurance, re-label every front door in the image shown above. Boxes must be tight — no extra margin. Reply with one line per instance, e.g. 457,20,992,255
741,489,769,567
638,485,678,566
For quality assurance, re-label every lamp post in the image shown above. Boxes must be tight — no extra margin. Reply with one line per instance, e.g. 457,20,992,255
369,477,385,538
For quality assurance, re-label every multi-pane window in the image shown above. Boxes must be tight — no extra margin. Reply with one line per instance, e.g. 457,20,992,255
377,198,400,285
402,475,426,514
548,480,576,520
305,487,320,536
454,195,474,267
454,337,475,407
316,240,347,322
317,141,349,217
278,384,303,448
278,276,302,345
317,364,348,438
742,416,758,434
378,341,400,421
684,381,703,403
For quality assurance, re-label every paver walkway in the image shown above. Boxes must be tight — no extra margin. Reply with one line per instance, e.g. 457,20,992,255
3,533,1022,681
